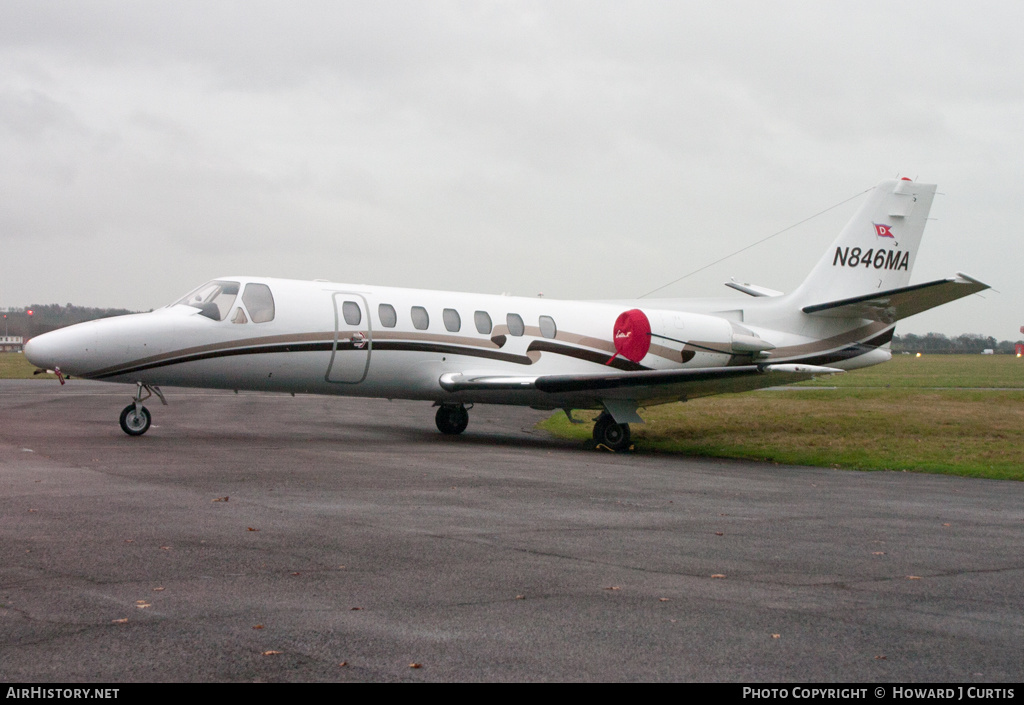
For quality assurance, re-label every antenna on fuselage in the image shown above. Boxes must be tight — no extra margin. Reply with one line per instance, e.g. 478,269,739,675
637,186,872,299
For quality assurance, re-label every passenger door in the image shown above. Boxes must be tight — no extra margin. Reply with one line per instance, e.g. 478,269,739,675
326,293,371,384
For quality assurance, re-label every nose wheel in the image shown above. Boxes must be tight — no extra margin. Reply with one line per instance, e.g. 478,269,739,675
119,404,152,436
118,383,166,436
435,404,470,435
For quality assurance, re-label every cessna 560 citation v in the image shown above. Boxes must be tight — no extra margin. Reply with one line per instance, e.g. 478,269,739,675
25,178,988,450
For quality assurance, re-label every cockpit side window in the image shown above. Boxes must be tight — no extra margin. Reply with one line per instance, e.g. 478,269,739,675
242,283,276,323
174,280,240,321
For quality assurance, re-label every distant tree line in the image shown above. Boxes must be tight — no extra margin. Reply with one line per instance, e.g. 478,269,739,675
892,333,1023,354
2,304,137,339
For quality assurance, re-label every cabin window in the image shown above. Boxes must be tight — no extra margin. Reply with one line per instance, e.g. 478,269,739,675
231,308,248,324
342,301,362,326
507,313,525,337
539,315,557,339
242,283,275,323
174,280,240,321
378,303,397,328
474,311,492,335
443,308,461,332
411,306,429,330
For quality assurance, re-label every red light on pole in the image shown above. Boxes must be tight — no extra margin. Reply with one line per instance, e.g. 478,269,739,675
26,310,33,316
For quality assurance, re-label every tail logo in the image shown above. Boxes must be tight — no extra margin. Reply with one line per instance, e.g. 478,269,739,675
873,223,895,239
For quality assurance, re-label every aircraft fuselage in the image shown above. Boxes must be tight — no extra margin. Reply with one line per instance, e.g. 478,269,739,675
23,178,988,448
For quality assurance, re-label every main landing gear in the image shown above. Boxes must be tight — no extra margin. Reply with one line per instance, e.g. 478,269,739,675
592,412,631,452
119,383,167,436
435,403,470,435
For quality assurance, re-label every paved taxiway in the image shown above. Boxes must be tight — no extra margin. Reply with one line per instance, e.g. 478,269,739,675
2,380,1022,682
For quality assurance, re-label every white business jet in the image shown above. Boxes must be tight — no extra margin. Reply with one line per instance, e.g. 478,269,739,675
25,178,987,450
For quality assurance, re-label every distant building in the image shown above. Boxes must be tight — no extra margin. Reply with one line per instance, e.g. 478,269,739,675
1,335,24,353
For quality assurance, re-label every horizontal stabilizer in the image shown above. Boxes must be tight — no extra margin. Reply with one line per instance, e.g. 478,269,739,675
802,273,989,323
725,280,785,297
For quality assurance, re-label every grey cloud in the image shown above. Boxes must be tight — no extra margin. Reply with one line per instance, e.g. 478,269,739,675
0,1,1018,335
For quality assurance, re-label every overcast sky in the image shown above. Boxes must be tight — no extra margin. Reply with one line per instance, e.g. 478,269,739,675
2,1,1019,336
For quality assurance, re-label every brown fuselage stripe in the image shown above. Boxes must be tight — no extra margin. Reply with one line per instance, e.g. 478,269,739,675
88,338,648,379
86,326,895,381
766,322,890,359
782,328,895,366
85,331,335,378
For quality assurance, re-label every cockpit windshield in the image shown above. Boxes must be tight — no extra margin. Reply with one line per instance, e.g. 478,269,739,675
172,280,240,321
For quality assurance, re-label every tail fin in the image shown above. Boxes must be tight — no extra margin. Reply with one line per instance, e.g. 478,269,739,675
792,179,936,306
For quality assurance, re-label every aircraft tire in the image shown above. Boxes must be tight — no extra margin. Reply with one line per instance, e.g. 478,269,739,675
435,404,469,435
119,404,152,436
593,413,630,451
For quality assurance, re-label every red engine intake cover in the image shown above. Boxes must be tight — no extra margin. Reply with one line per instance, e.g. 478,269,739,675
612,309,652,363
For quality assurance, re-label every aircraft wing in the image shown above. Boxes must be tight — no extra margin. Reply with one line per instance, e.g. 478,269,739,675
439,363,842,403
802,273,989,323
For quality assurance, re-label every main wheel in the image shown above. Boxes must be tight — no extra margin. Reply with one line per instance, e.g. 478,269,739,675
593,413,631,451
435,404,469,435
119,404,152,436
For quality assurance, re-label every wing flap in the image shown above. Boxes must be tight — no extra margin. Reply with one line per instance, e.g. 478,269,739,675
534,363,841,397
440,364,842,401
802,273,989,323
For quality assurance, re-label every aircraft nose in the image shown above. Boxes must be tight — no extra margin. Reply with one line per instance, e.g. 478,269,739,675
24,333,58,370
24,326,95,374
23,313,156,378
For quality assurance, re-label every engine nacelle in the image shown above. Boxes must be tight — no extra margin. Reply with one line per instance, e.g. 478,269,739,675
613,308,773,369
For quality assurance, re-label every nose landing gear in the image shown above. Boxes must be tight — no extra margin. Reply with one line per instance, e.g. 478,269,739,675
119,404,152,436
119,383,167,436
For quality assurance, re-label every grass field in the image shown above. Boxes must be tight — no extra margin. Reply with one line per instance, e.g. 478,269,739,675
5,350,1023,480
799,353,1024,389
539,355,1024,481
0,353,42,379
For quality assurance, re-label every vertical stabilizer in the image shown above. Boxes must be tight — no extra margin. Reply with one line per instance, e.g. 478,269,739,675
792,179,936,306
